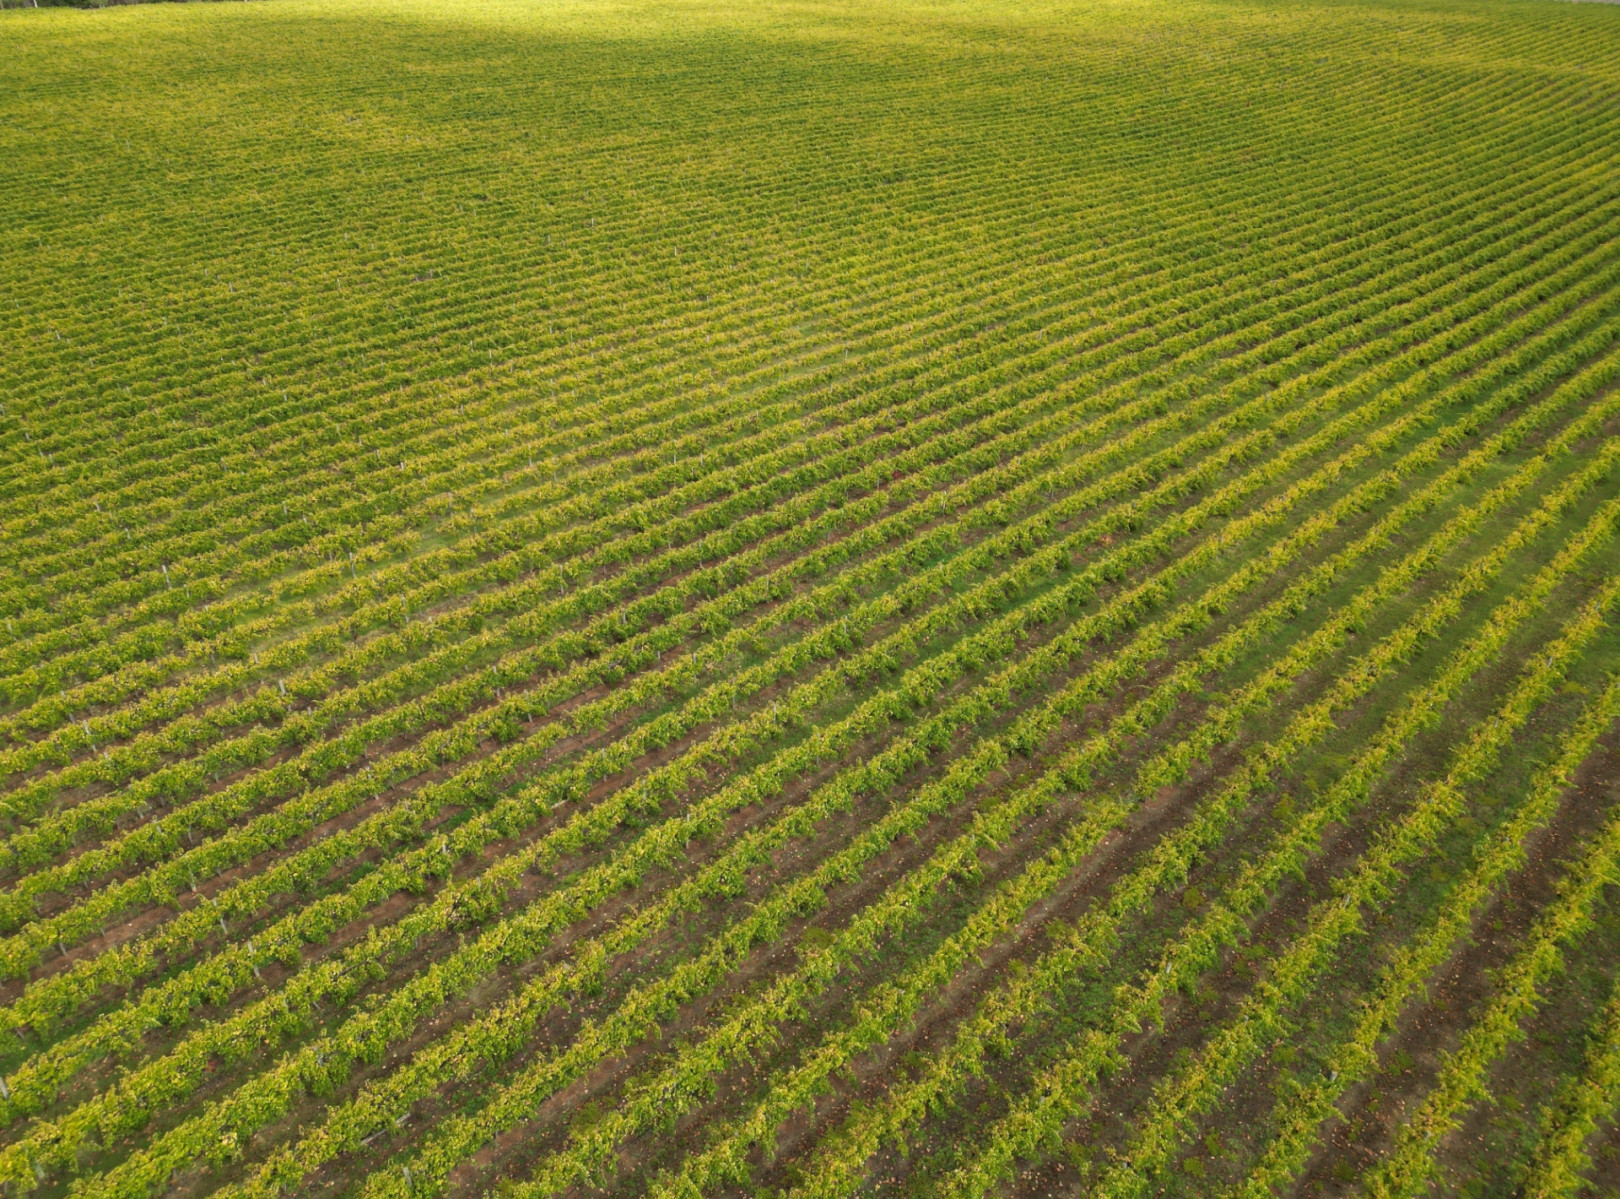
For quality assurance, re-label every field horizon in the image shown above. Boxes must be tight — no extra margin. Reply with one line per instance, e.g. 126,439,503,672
4,0,1620,1195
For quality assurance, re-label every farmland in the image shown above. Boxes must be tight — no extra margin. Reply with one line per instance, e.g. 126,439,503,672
3,0,1620,1194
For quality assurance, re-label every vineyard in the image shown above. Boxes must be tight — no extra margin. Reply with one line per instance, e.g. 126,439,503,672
2,0,1620,1195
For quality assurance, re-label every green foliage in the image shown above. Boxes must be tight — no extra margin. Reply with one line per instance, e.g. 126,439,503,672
0,2,1617,1198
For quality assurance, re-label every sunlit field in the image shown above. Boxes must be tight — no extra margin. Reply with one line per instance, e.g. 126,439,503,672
3,0,1620,1195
